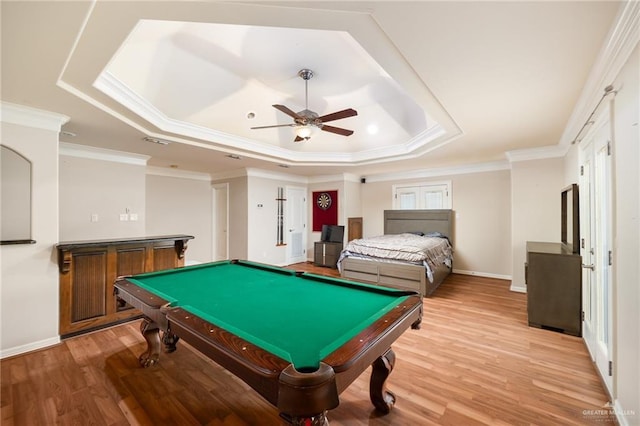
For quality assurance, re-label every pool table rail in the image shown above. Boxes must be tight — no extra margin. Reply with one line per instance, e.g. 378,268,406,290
166,296,422,421
166,306,290,407
114,278,172,328
170,305,344,418
329,294,422,387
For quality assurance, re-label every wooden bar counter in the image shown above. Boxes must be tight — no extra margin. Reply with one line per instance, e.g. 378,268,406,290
56,234,193,337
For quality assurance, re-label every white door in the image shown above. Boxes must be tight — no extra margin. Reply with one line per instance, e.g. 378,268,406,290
579,104,613,393
286,186,307,265
212,183,229,261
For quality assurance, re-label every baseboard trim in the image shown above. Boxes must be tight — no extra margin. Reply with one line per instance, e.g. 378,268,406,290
1,336,61,359
510,284,527,293
612,399,633,426
452,269,512,281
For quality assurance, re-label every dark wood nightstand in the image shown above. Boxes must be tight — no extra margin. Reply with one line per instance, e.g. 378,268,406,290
314,241,343,268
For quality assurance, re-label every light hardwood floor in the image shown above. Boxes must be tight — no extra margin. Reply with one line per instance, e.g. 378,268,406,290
1,266,615,425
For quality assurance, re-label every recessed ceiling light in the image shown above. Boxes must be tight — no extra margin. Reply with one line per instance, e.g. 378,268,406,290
247,111,255,119
226,154,241,160
367,124,379,135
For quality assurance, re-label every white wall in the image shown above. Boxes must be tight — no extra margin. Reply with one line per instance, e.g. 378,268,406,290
361,169,513,278
212,170,316,265
59,151,146,241
454,170,512,277
145,170,213,263
246,174,305,265
342,177,363,240
212,175,248,260
241,173,361,265
1,104,67,356
510,157,564,291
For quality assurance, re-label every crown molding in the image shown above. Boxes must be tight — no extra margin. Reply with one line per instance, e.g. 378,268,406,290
363,160,511,184
146,166,211,181
560,1,640,146
308,173,361,184
344,173,363,183
93,68,456,166
505,144,569,163
209,168,362,184
210,168,248,181
1,102,70,131
245,168,309,184
59,142,149,166
210,167,309,183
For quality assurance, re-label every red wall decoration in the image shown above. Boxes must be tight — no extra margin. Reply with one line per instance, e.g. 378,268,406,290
312,190,338,231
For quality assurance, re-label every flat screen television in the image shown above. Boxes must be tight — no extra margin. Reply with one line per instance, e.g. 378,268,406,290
321,225,345,244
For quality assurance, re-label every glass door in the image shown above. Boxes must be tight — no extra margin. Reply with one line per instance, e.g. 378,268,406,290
579,104,614,394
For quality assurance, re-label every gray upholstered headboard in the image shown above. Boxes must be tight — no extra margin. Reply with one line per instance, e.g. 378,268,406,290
383,209,453,241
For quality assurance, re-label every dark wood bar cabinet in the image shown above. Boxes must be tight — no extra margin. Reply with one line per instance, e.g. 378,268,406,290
56,234,193,337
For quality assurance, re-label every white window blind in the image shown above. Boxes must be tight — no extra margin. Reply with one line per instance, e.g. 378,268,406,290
393,182,451,210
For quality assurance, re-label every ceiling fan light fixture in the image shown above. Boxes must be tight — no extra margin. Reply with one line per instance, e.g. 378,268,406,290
295,124,317,140
251,68,357,142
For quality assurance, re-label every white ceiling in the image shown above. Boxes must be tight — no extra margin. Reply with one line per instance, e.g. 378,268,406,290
1,1,621,178
97,19,448,163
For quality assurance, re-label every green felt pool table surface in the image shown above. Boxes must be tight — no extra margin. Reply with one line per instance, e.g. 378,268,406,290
114,259,423,422
125,260,411,370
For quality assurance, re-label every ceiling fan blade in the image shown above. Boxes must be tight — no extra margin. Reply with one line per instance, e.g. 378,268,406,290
294,135,305,142
317,108,358,123
273,104,302,119
321,125,354,137
251,124,295,130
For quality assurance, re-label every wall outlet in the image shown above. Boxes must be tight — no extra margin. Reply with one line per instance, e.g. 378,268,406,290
90,213,99,222
129,213,138,221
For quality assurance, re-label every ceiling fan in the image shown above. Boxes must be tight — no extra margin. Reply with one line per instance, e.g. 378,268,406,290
251,69,358,142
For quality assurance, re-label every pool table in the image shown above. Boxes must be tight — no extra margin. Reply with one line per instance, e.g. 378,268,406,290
114,259,422,424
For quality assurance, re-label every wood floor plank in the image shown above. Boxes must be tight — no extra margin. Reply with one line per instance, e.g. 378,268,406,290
0,266,616,425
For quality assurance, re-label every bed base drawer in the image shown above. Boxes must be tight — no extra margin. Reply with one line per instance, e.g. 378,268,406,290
341,258,426,295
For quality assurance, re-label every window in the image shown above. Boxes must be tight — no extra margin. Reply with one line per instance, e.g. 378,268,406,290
393,181,451,210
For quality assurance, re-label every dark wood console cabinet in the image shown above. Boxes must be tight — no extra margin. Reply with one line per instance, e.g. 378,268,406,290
525,241,582,336
314,241,342,268
57,234,193,337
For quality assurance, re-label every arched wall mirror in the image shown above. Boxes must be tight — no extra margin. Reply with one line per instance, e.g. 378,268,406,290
1,145,36,245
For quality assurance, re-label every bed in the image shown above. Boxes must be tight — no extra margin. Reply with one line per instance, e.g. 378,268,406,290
338,209,453,296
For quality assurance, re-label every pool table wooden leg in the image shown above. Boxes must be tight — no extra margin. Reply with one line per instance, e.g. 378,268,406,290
411,303,423,330
139,318,161,368
162,330,180,353
369,348,396,413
